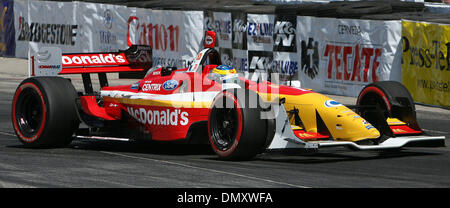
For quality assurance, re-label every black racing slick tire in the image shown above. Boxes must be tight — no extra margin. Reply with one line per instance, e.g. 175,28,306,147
356,81,420,133
12,77,80,148
208,88,269,160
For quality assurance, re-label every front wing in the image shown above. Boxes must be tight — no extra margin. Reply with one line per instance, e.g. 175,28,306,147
266,104,445,151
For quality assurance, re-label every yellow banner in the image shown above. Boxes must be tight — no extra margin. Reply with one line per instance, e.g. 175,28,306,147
402,21,450,108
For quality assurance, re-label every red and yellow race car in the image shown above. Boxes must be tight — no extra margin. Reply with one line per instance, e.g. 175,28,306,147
11,31,445,160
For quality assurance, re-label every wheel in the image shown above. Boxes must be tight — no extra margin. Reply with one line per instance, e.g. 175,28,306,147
356,81,420,136
208,88,269,160
12,77,80,148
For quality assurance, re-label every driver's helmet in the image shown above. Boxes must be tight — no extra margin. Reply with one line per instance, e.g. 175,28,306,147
208,65,239,84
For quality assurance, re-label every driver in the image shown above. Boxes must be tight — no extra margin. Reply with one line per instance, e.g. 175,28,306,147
208,65,239,84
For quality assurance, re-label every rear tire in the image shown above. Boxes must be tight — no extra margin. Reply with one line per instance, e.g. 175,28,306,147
208,89,268,160
12,77,80,148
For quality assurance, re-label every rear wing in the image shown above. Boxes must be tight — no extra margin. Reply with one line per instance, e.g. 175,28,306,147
29,45,152,93
30,45,152,76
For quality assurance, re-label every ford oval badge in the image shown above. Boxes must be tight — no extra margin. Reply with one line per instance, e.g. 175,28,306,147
162,80,178,91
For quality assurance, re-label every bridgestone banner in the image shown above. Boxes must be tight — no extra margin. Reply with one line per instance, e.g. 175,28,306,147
296,16,402,97
402,20,450,108
25,0,80,56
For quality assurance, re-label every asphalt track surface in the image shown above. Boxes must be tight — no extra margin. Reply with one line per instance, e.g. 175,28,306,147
0,64,449,188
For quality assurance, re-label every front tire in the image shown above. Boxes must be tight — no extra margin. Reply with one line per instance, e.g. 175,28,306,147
12,77,80,148
208,88,268,160
356,81,421,137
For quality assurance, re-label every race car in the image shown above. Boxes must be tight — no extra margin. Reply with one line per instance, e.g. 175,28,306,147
11,31,445,160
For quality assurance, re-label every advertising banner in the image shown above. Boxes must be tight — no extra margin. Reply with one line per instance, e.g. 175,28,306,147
13,0,27,58
247,13,274,52
231,11,247,73
273,12,298,83
127,8,203,69
296,16,402,97
402,20,450,108
77,2,129,53
247,14,275,81
213,12,232,49
24,0,80,56
181,10,204,68
0,0,15,57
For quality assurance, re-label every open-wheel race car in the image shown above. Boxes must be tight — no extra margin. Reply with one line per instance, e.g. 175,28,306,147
12,31,445,160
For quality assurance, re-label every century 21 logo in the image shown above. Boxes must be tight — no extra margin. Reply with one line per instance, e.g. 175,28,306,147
127,16,179,52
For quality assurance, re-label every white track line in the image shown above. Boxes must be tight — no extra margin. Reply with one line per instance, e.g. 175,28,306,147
0,131,16,137
101,151,310,188
422,129,449,135
0,131,18,140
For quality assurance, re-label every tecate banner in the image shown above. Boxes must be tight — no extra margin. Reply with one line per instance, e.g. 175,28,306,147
296,16,402,97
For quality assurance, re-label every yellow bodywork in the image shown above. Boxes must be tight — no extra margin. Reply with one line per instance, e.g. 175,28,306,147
258,90,380,142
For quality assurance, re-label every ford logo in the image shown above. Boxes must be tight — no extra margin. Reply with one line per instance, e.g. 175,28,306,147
162,80,178,91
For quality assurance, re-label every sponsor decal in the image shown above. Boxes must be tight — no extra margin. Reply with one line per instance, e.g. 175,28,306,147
17,17,78,46
205,36,214,45
98,9,118,52
204,11,215,32
402,36,449,71
62,53,127,65
273,59,298,76
392,128,406,133
324,100,343,108
131,81,140,90
142,83,161,91
273,14,296,52
127,16,179,52
248,21,274,44
300,37,319,79
127,107,189,126
162,80,178,91
323,43,383,82
231,12,247,50
214,18,231,41
219,48,233,66
38,65,60,69
338,24,362,36
233,56,248,72
401,21,450,107
248,22,273,37
248,50,273,73
103,9,113,30
362,119,375,130
365,125,375,130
